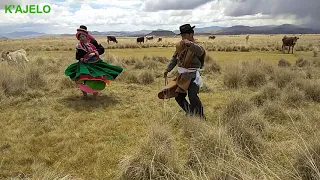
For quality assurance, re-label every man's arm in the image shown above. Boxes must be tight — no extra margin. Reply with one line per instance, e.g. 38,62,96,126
165,51,178,72
185,41,204,57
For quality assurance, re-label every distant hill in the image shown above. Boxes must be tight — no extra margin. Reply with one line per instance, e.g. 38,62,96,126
2,31,46,39
213,24,320,35
146,30,176,36
173,26,225,34
2,24,320,39
90,30,153,37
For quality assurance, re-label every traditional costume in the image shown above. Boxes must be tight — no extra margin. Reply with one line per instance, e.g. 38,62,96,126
158,24,206,118
64,28,123,93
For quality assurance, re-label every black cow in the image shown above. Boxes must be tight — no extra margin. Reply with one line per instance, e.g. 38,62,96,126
282,36,299,54
107,36,118,44
137,36,144,43
158,37,162,42
208,35,215,40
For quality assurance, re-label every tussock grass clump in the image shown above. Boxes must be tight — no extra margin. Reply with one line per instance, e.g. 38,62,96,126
204,54,213,63
118,71,140,84
295,139,320,180
302,81,320,102
133,61,145,69
139,71,154,85
182,119,232,177
119,125,181,180
224,60,274,89
204,57,221,74
250,92,265,107
225,46,233,52
59,77,75,90
240,46,250,52
35,57,45,66
223,65,243,88
0,65,25,96
262,83,281,101
296,57,311,67
227,121,264,158
313,48,318,57
250,83,281,106
281,85,306,106
14,163,73,180
0,63,46,96
272,68,296,88
243,65,267,87
223,96,253,120
292,79,320,102
200,83,212,93
144,61,159,70
312,58,320,68
262,102,288,124
150,56,168,64
26,66,46,89
278,58,291,67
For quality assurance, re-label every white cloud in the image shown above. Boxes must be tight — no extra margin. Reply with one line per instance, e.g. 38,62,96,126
0,0,313,34
142,0,213,11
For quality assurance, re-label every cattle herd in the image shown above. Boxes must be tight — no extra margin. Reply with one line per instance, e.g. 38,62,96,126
106,34,300,54
106,35,163,44
0,35,301,66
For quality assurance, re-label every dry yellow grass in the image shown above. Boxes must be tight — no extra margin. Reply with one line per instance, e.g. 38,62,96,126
1,34,320,179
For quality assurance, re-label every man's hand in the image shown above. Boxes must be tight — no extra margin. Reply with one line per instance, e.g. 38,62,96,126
164,70,168,78
180,39,193,47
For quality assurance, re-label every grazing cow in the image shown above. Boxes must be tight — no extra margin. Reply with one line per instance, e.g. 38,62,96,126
246,35,250,43
208,35,215,40
158,37,162,42
1,49,29,66
282,36,299,54
137,36,144,43
107,36,118,44
146,36,153,42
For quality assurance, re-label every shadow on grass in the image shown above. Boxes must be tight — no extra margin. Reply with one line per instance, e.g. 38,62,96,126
58,93,120,111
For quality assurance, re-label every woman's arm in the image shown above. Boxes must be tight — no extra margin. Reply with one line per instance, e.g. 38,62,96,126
76,49,86,60
90,39,104,55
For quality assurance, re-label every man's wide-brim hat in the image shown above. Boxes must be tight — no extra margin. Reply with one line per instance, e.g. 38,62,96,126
178,24,195,35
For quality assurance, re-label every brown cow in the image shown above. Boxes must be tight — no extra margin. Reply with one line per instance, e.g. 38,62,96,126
158,37,162,42
282,36,299,54
107,36,118,44
208,35,215,40
137,36,144,43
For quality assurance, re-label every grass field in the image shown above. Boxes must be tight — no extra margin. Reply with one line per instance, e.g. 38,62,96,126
1,34,320,179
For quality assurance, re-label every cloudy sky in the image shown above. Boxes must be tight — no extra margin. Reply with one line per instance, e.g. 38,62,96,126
0,0,319,34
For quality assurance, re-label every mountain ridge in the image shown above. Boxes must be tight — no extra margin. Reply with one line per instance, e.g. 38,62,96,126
1,24,319,39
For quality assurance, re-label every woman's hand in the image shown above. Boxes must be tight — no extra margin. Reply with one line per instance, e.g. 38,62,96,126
89,52,96,57
80,58,88,62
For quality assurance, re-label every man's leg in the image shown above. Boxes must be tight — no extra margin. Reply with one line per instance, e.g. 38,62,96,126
188,82,205,118
175,92,190,114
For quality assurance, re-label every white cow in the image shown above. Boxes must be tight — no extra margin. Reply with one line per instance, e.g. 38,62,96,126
1,49,29,66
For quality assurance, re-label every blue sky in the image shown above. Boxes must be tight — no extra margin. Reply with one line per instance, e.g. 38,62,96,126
0,0,318,34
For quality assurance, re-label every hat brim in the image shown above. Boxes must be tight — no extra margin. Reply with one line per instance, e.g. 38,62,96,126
178,25,195,35
77,28,88,33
